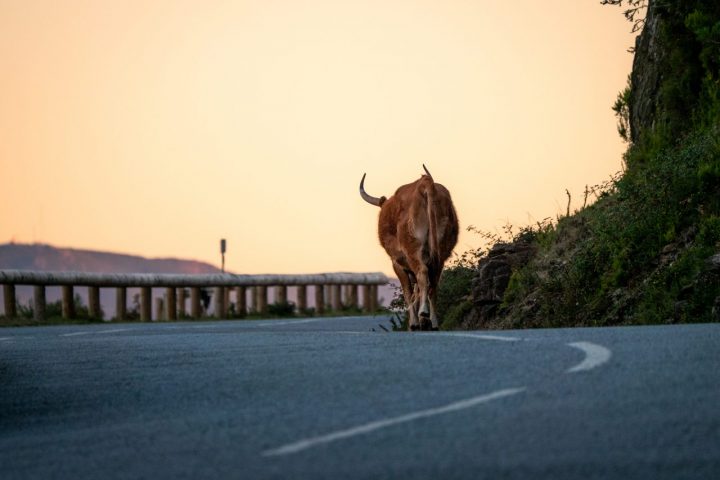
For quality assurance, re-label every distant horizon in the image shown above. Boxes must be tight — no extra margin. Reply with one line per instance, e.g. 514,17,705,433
1,240,223,264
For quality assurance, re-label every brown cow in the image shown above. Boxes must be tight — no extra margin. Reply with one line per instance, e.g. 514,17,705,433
360,166,458,330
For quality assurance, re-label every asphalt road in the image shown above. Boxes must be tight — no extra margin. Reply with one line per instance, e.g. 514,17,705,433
1,316,718,479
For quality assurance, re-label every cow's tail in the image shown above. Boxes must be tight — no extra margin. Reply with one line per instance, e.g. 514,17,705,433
425,176,441,265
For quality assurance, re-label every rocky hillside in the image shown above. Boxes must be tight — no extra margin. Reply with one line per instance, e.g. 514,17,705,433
440,0,720,329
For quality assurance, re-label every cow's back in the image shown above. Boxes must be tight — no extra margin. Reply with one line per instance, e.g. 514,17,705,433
377,177,458,267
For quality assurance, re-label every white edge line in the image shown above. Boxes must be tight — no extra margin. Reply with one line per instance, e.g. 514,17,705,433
60,331,93,337
60,328,132,337
256,318,334,327
98,328,131,334
439,332,521,342
262,387,525,457
566,342,612,373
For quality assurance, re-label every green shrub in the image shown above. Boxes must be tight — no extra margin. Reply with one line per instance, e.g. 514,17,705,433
266,301,296,317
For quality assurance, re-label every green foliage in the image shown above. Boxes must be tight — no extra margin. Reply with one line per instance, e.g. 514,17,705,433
613,78,632,142
389,312,407,332
436,264,475,330
266,301,296,317
400,0,720,330
502,126,720,326
685,9,720,79
601,0,648,33
124,293,142,320
5,294,104,326
635,1,720,147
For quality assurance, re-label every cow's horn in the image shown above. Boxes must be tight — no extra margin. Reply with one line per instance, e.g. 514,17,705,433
359,173,385,207
422,164,433,179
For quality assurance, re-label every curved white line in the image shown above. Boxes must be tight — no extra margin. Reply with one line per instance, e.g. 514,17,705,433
263,387,525,457
566,342,612,373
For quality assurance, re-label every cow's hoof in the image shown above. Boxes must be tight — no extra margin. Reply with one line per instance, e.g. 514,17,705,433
409,324,420,331
431,327,439,331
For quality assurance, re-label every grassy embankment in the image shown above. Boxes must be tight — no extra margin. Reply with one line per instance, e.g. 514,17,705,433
435,1,720,329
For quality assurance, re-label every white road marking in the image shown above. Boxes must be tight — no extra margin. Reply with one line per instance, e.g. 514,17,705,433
256,318,332,327
60,328,132,337
262,387,525,457
440,332,521,342
566,342,612,373
98,328,131,334
61,331,93,337
0,337,12,342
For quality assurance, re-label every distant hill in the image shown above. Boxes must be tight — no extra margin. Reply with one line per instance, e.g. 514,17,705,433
0,243,222,274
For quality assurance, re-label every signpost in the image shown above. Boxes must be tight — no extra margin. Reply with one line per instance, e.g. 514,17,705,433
220,238,226,273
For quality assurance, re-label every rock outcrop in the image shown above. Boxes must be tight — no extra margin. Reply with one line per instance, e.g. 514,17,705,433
461,240,536,329
629,3,664,143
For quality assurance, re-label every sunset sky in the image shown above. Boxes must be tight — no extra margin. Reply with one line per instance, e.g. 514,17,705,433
0,0,636,276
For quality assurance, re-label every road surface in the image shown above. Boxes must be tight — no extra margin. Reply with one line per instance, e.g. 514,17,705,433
1,316,718,479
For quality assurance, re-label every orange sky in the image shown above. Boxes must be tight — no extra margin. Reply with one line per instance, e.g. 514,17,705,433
0,0,636,276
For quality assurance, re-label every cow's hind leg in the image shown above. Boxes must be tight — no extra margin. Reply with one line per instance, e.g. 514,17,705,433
407,257,431,330
392,262,418,330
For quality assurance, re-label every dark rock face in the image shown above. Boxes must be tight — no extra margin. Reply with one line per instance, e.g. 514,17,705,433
629,3,665,144
462,240,536,329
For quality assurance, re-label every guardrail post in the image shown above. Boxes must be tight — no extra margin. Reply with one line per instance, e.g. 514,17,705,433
249,286,257,313
155,297,164,321
297,285,307,313
166,287,177,320
33,285,46,322
177,288,186,318
253,286,259,314
331,285,341,312
116,287,127,321
215,287,226,318
314,285,324,315
3,284,17,319
370,285,379,312
276,285,287,304
88,286,101,319
141,287,152,321
62,285,75,319
324,285,331,311
257,286,268,314
190,287,201,318
235,286,246,317
362,285,371,312
342,285,350,307
348,284,358,310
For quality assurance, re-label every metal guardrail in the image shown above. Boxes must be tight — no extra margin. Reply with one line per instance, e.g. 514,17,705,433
0,270,389,323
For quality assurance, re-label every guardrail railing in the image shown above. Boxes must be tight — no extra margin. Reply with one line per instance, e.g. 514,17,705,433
0,270,389,322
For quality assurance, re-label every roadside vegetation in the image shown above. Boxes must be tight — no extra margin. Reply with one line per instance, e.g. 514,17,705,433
426,0,720,329
0,295,106,327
